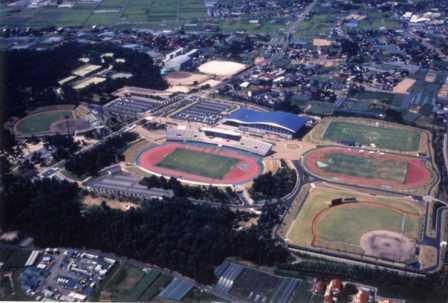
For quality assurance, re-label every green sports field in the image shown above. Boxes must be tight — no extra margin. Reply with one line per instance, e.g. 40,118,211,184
286,185,421,250
15,110,73,135
323,121,422,152
156,148,240,179
318,152,408,183
317,205,418,245
101,263,169,301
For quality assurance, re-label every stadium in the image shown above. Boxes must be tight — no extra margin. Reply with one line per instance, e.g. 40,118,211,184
222,108,312,139
13,105,95,138
302,146,437,195
123,105,313,187
278,183,441,272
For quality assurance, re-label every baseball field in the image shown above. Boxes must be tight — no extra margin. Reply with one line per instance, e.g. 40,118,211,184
302,146,435,194
305,117,428,154
136,142,262,185
285,184,423,263
15,110,74,136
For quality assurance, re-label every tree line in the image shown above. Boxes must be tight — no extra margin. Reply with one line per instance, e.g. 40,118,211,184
64,131,138,177
1,156,288,283
251,161,297,201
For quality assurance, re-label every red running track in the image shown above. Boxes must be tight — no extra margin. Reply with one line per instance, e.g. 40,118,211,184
136,142,262,185
303,146,433,191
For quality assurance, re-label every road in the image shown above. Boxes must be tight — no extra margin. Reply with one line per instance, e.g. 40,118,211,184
287,0,318,35
408,29,448,62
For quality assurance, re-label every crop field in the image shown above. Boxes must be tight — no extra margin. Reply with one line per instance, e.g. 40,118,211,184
316,152,408,183
156,148,239,179
15,110,73,136
285,184,423,263
0,0,206,28
101,264,168,301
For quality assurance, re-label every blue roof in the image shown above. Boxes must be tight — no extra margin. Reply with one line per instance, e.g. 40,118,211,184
224,108,310,133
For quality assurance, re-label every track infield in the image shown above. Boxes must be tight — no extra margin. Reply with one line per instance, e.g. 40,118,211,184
302,146,435,194
136,142,262,185
285,184,423,264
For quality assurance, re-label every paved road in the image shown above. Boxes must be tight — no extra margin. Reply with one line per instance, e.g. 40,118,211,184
287,0,318,35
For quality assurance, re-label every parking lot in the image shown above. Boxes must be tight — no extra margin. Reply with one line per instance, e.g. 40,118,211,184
171,100,234,125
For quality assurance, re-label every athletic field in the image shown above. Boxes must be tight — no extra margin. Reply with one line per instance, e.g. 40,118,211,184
316,152,407,183
136,142,262,185
285,184,422,263
15,110,73,135
323,121,421,152
156,148,239,179
303,146,434,194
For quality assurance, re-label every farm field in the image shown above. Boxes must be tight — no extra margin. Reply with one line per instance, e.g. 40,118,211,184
285,184,423,263
0,0,206,28
15,110,73,136
156,147,240,179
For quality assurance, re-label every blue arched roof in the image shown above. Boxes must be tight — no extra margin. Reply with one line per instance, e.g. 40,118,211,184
224,108,310,133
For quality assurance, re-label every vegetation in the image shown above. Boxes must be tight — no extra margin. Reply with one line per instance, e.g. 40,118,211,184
140,175,238,203
2,159,288,283
251,162,296,200
65,131,137,177
1,42,166,119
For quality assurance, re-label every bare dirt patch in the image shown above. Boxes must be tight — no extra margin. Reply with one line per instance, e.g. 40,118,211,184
360,230,416,262
198,60,247,77
393,78,416,94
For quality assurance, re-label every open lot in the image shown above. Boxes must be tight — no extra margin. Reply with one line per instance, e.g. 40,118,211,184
305,117,429,154
285,184,423,264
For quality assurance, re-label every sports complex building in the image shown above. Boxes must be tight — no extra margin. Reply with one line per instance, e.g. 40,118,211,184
222,108,312,138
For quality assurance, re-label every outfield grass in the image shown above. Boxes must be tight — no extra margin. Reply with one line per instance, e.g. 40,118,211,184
323,121,422,152
286,185,422,248
156,148,240,179
316,205,416,245
15,110,73,135
318,152,408,183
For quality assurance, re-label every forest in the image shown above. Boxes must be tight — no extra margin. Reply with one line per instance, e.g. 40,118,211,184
1,156,288,283
64,131,138,177
1,42,167,118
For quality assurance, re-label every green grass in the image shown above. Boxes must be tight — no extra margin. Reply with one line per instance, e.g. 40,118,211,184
102,264,144,300
15,110,73,135
286,185,422,248
156,147,240,179
139,274,172,301
318,152,408,183
323,121,422,152
316,205,409,245
181,287,225,303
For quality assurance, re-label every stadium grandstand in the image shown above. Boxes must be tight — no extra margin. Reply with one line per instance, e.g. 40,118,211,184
222,108,311,138
166,127,272,156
